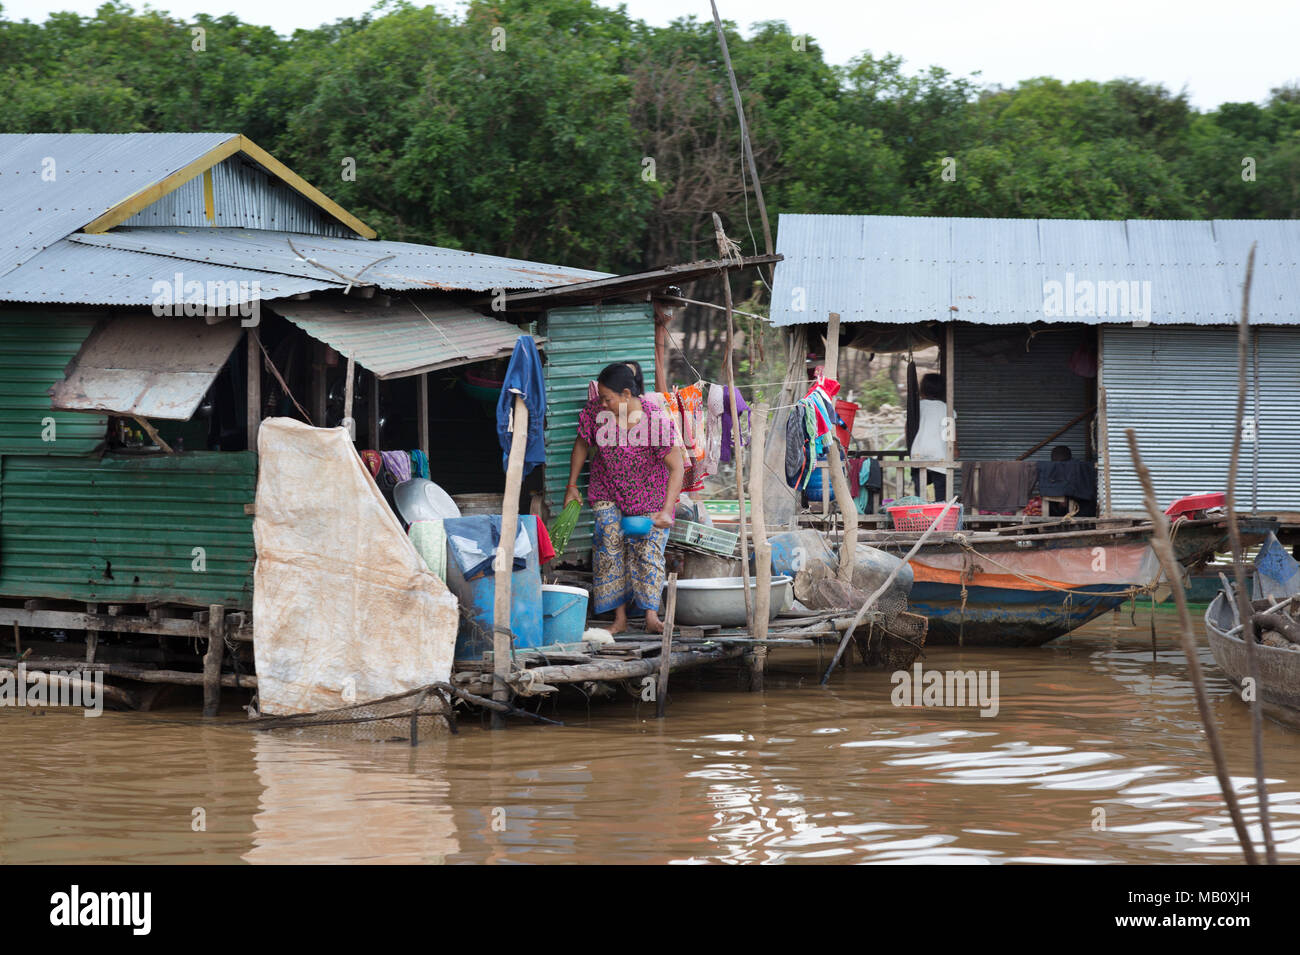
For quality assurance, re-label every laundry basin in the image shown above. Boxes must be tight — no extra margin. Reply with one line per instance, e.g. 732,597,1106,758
673,576,793,627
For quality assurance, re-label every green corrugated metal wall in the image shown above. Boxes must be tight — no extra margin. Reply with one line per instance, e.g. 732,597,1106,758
0,312,108,455
0,451,256,609
542,304,656,561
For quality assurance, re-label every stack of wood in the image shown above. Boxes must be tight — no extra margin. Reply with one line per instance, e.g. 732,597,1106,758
1252,596,1300,651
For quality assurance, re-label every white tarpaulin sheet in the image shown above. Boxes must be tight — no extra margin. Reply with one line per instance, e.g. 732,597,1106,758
252,417,458,716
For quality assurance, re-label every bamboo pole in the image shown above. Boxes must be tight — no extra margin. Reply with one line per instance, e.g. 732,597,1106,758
342,357,356,440
368,372,381,450
492,396,530,730
821,497,958,685
246,327,260,450
1224,242,1276,863
418,374,430,456
822,313,857,582
748,404,771,690
1126,429,1258,864
656,574,678,718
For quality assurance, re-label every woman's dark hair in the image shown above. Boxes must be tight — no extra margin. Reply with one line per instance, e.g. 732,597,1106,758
919,373,944,400
597,360,645,396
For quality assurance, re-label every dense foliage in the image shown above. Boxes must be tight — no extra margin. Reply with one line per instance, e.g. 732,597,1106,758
2,0,1296,379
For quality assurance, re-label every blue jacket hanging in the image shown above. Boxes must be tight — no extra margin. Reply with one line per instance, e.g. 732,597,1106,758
496,335,547,475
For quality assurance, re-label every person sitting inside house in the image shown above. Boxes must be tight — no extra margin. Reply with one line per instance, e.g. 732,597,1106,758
910,373,949,501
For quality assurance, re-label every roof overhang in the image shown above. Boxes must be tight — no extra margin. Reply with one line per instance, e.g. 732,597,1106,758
269,297,542,379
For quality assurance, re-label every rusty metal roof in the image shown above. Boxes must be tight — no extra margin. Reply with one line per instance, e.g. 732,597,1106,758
49,314,245,420
269,296,543,379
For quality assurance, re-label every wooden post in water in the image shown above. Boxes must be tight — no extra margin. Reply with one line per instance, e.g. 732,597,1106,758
746,403,771,691
85,603,98,664
656,573,678,718
203,604,224,718
823,313,857,582
492,396,530,730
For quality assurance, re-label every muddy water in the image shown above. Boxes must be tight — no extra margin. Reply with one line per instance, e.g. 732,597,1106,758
3,609,1299,865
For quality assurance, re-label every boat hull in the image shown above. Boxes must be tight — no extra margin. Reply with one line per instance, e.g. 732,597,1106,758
1206,592,1300,725
911,581,1130,647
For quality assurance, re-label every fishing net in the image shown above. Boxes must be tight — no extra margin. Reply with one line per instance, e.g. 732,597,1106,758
247,685,457,743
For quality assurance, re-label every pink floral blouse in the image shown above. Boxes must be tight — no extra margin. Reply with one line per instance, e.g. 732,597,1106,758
577,395,678,516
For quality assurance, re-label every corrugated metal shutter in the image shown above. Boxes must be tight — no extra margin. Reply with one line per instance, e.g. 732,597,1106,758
0,451,256,608
0,312,108,454
1102,325,1300,513
953,324,1094,475
542,305,656,561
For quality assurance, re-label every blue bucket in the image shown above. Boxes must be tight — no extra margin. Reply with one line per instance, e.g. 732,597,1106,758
542,584,589,645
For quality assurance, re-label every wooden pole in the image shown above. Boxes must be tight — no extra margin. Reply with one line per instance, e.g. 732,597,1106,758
342,357,356,440
656,573,678,718
11,622,19,657
1127,429,1258,864
85,602,98,664
748,403,771,691
823,313,857,582
246,327,261,450
709,0,774,280
1016,407,1097,461
312,341,328,427
1224,243,1276,864
492,396,530,730
821,497,958,684
418,373,430,456
368,372,381,450
202,603,224,718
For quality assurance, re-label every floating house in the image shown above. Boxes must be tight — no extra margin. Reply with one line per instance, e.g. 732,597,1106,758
0,132,772,701
769,213,1300,540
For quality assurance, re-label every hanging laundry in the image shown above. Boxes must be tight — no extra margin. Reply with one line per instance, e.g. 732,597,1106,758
496,336,547,476
409,449,430,480
705,383,724,476
720,385,751,464
360,450,382,478
408,519,447,581
381,450,412,484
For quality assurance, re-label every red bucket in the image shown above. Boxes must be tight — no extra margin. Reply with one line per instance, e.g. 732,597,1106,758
834,400,858,447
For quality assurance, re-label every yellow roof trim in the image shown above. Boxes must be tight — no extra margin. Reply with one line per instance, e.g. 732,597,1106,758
81,134,377,240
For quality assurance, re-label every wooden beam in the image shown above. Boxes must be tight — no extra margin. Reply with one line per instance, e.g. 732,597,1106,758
342,357,356,440
368,371,380,450
655,574,678,718
246,327,261,451
945,324,956,501
750,403,772,662
418,373,430,456
203,604,224,718
236,136,377,239
823,313,858,582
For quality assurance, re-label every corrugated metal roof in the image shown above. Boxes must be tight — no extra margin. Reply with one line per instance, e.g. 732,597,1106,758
542,304,657,561
0,132,235,279
119,153,356,236
0,236,334,304
0,451,256,608
49,314,244,420
771,214,1300,327
269,297,541,379
0,311,107,455
70,227,611,292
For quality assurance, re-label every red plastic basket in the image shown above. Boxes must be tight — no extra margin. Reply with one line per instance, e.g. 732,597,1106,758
887,502,963,532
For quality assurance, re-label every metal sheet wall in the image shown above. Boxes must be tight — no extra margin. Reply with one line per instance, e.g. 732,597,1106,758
953,324,1095,481
120,155,356,236
1102,325,1300,513
0,311,107,455
0,451,256,608
542,305,656,561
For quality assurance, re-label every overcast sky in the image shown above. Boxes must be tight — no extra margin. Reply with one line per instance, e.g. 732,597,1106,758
4,0,1296,111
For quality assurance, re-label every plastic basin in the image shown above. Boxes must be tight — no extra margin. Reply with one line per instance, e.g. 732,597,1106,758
621,515,654,538
542,584,589,645
673,576,793,627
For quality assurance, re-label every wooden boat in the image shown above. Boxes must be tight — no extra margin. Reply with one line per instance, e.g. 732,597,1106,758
858,516,1229,647
1205,591,1300,728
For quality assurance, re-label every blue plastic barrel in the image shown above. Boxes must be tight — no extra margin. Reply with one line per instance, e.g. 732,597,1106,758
443,515,543,659
542,585,589,645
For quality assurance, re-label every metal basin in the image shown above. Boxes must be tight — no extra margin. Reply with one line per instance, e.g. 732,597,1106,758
674,576,793,627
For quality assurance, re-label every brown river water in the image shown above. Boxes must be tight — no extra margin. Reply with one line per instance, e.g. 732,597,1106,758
3,608,1298,865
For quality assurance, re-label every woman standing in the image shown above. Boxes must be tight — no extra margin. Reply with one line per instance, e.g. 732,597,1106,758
564,362,684,633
